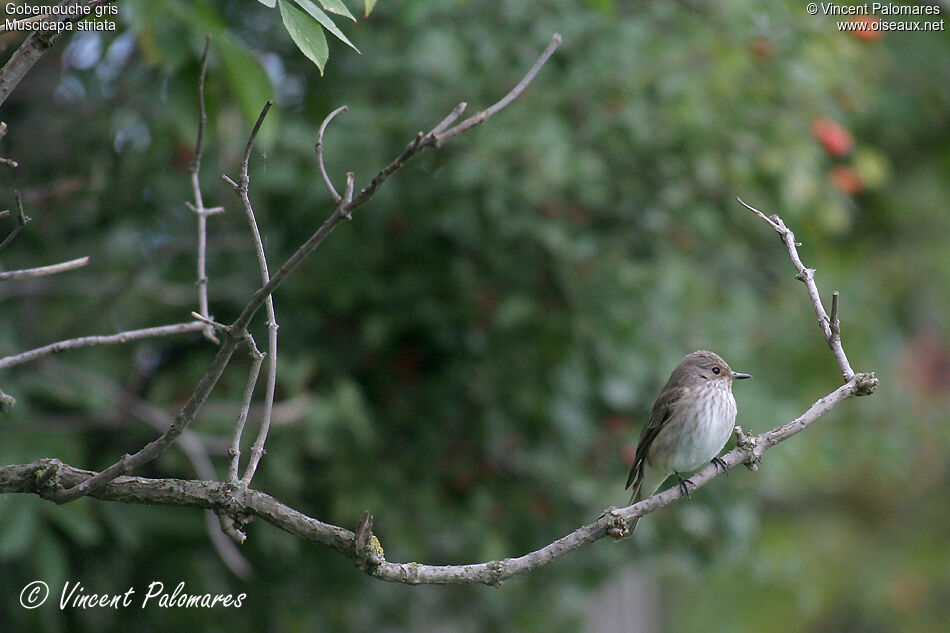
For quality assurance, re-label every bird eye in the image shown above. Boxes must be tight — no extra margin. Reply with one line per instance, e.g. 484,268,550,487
712,367,721,375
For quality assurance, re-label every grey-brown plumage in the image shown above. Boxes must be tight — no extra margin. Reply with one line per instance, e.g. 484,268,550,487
625,350,750,528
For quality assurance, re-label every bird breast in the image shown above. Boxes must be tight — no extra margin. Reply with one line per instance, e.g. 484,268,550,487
648,383,737,473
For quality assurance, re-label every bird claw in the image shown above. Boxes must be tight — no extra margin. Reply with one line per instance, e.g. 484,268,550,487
711,456,728,474
675,472,695,499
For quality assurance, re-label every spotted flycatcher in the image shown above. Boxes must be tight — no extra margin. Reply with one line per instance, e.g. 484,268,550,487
625,350,750,525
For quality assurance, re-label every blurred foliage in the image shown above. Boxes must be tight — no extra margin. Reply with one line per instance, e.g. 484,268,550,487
1,0,949,631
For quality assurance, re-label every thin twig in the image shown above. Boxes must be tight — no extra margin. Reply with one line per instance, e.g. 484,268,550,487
190,311,230,334
315,105,348,203
434,34,562,145
189,34,220,344
192,36,211,176
429,102,467,136
0,255,90,281
241,100,273,184
830,290,840,336
344,172,355,199
737,197,855,381
0,322,206,370
229,334,265,483
0,190,31,252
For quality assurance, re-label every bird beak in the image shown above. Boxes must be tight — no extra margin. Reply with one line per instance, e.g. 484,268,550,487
732,372,752,380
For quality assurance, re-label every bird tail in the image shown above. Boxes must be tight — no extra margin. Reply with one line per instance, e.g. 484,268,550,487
626,476,644,532
626,467,666,533
628,480,642,507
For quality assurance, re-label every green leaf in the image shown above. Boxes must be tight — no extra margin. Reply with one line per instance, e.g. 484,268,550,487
216,35,279,141
364,0,377,17
317,0,355,21
293,0,361,53
140,1,276,138
278,0,329,74
257,0,277,7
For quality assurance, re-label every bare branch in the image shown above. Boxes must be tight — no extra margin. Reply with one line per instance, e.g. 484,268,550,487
737,197,855,381
0,322,206,370
315,105,348,203
0,255,89,281
0,373,876,585
0,460,356,554
189,34,219,344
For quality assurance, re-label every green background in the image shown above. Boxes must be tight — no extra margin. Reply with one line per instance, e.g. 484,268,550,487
1,1,949,631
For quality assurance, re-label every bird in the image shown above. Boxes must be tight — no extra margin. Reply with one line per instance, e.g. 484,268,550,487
625,350,751,528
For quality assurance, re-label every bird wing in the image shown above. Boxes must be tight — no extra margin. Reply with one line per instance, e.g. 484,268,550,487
625,386,686,490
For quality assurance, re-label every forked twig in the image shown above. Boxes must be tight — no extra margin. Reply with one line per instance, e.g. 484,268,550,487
222,100,280,488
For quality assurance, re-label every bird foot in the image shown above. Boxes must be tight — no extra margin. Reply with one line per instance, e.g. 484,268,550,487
675,472,695,499
711,456,728,474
